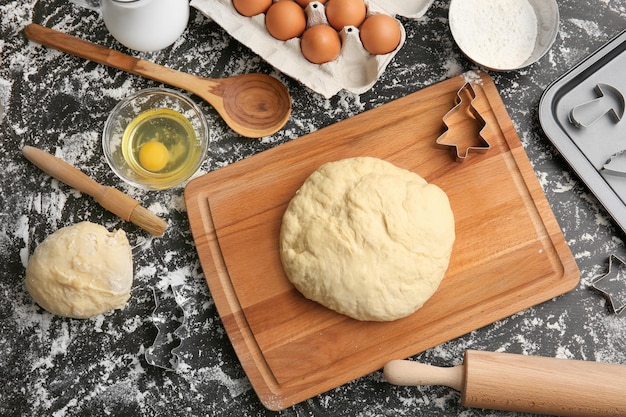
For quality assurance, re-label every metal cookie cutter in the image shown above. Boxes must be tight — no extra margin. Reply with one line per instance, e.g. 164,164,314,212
568,83,625,128
436,82,490,162
602,150,626,178
590,254,626,315
145,277,192,371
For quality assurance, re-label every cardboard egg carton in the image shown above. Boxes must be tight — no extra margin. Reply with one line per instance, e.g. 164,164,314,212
190,0,434,98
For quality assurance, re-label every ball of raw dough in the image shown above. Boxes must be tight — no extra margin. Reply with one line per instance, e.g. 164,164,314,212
280,157,455,321
25,221,134,319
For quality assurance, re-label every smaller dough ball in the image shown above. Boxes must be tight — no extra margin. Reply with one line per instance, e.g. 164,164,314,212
25,221,134,319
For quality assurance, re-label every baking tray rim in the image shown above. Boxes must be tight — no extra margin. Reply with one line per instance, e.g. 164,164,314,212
539,28,626,234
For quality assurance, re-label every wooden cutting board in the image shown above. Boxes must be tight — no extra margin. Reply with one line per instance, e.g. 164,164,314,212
184,72,579,410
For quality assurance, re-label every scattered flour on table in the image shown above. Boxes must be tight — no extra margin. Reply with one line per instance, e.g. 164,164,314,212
15,214,31,268
569,18,604,38
449,0,538,69
0,78,10,123
441,56,464,79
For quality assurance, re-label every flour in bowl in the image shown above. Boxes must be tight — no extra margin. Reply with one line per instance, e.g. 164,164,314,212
449,0,538,70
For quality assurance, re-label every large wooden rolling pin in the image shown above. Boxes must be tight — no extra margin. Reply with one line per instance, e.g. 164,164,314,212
384,350,626,416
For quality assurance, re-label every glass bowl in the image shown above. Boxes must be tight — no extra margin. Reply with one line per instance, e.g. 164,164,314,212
102,87,209,190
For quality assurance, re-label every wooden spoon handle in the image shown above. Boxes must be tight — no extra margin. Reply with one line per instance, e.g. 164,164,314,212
22,24,215,99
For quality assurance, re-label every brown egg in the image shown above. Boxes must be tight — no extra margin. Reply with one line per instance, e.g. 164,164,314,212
300,24,342,64
265,1,307,40
359,13,402,55
295,0,327,6
233,0,273,16
324,0,367,31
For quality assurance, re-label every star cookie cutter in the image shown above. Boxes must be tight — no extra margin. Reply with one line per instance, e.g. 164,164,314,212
145,278,192,371
436,82,490,162
590,254,626,315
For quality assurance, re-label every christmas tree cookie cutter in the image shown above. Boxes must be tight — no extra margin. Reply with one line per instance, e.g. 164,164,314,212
436,82,490,162
145,278,192,371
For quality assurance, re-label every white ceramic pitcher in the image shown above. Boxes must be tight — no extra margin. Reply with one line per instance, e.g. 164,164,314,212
72,0,190,52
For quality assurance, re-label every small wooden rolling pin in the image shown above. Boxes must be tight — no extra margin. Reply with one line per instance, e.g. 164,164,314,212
22,146,167,236
384,350,626,417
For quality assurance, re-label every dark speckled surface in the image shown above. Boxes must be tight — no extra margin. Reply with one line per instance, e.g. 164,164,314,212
2,1,626,416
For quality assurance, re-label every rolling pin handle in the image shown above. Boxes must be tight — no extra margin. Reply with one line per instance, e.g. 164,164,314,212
383,359,464,391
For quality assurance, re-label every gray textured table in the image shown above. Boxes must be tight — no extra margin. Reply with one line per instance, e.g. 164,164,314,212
2,1,626,416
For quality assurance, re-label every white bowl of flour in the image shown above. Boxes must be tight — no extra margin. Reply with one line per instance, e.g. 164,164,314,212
449,0,558,71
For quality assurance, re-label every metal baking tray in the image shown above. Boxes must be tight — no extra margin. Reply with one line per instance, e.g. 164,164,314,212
540,29,626,234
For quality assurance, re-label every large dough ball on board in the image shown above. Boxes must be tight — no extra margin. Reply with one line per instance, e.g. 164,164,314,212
25,221,134,319
280,157,455,321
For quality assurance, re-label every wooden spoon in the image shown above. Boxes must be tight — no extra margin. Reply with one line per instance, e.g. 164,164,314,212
23,23,292,138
